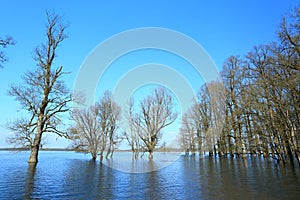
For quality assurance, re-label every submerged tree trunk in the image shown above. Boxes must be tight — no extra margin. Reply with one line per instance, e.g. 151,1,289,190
28,145,40,163
100,152,104,162
149,151,153,159
92,151,97,160
241,142,247,158
106,148,111,159
28,118,43,163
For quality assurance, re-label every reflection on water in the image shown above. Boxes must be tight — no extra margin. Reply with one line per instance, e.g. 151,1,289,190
103,152,181,173
0,151,300,199
25,163,36,199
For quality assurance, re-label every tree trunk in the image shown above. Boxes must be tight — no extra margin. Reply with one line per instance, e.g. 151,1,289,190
28,145,39,163
213,145,217,157
28,133,42,163
106,148,111,159
242,142,247,158
149,151,153,159
295,150,300,166
100,153,104,162
92,151,97,160
110,149,114,159
28,118,43,163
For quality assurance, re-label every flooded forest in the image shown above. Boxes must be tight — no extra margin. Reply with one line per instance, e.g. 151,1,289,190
180,7,300,165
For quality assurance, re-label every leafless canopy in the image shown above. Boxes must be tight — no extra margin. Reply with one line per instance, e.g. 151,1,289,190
129,87,178,159
69,91,121,161
180,82,225,156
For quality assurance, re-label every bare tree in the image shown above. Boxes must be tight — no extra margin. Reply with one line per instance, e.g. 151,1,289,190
179,112,197,156
222,56,247,157
0,35,15,68
69,91,121,161
6,11,71,164
124,98,144,159
69,106,102,160
206,81,226,157
99,91,121,159
130,87,177,159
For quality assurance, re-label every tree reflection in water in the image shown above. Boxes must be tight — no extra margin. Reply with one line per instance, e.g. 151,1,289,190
25,163,36,199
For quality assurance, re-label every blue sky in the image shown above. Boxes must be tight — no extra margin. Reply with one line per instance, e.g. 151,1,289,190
0,0,297,148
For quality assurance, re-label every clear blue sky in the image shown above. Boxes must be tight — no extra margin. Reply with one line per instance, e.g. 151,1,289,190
0,0,297,148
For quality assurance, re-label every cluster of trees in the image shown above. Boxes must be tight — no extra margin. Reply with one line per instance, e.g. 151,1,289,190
180,7,300,165
69,91,121,161
5,12,178,163
69,87,177,161
180,82,225,157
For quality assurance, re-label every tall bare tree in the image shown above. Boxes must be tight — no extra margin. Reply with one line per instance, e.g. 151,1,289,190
222,56,247,157
206,81,226,156
130,87,177,159
7,11,71,163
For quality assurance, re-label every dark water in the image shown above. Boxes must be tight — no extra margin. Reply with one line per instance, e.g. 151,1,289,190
0,151,300,200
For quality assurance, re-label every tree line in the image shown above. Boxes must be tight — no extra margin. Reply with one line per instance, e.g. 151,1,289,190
180,7,300,165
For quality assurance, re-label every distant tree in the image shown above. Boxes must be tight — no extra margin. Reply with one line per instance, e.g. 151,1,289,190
179,112,198,155
69,91,121,161
6,11,71,164
124,98,144,159
0,35,15,68
221,56,247,158
205,82,226,157
130,87,177,159
69,105,102,160
180,82,225,157
160,141,167,152
99,91,121,160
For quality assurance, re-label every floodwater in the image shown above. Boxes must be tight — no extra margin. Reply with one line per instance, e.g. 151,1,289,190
0,151,300,199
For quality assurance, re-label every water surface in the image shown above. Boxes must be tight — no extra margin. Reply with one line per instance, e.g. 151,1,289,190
0,151,299,199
